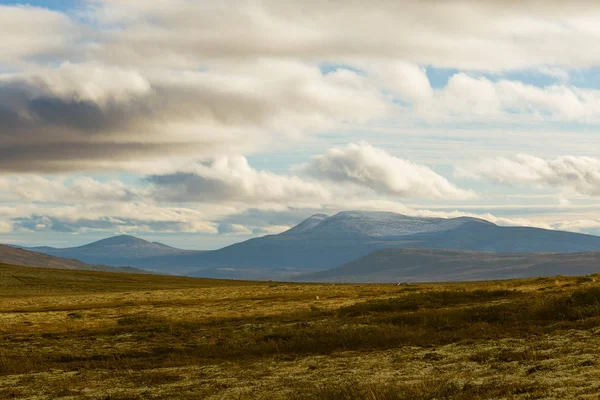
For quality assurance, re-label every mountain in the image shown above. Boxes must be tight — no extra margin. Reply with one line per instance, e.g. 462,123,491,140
0,244,142,273
283,211,494,238
19,235,203,274
18,211,600,279
23,235,201,273
298,248,600,283
186,210,600,277
29,234,184,259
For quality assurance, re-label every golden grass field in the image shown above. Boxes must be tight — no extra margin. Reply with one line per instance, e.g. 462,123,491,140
2,263,600,399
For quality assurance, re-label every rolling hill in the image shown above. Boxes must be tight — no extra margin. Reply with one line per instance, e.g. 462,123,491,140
299,248,600,283
0,262,253,296
0,244,142,273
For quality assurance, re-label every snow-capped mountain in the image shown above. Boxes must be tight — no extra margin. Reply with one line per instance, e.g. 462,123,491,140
284,210,493,238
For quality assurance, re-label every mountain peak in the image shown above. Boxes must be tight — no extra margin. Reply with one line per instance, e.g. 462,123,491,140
289,210,494,238
81,235,157,248
329,210,408,220
280,214,330,236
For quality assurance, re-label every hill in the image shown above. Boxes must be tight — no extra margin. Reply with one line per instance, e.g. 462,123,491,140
23,234,202,274
0,244,143,274
300,248,600,283
0,263,254,296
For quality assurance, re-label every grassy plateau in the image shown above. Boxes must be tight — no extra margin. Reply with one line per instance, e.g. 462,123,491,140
2,263,600,399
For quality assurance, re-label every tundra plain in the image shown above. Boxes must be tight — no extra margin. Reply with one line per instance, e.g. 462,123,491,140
2,263,600,399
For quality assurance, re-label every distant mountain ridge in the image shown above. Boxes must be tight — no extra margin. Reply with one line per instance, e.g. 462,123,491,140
30,234,181,255
299,248,600,283
13,211,600,280
21,235,200,274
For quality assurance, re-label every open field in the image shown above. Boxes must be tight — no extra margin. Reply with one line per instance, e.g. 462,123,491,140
2,264,600,399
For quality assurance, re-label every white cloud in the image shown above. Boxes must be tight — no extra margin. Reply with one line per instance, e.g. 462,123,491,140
217,223,253,235
365,61,433,103
12,202,219,234
369,68,600,123
147,155,332,206
0,61,388,173
302,142,475,200
0,220,12,234
88,0,600,71
251,225,292,235
0,145,476,236
551,218,600,232
17,62,153,106
0,5,80,67
0,176,138,203
459,154,600,196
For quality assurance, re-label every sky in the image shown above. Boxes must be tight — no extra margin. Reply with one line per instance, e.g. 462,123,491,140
2,0,600,249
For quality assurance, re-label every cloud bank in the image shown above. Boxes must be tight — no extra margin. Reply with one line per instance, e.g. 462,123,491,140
303,142,475,200
90,0,600,70
460,154,600,196
3,2,600,246
0,61,388,173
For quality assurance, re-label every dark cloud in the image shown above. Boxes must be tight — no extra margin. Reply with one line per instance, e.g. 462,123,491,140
0,105,24,134
13,215,76,233
145,172,241,203
27,97,133,133
0,142,194,173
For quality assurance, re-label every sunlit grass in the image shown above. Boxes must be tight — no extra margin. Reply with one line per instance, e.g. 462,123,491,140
2,264,600,399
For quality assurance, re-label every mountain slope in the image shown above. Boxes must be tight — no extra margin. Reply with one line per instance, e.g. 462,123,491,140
187,211,600,275
280,213,329,236
299,248,600,283
0,244,142,273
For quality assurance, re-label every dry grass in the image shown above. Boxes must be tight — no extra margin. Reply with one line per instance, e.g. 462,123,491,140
2,264,600,399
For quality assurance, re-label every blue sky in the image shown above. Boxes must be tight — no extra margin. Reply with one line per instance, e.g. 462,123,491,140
2,0,600,249
0,0,79,10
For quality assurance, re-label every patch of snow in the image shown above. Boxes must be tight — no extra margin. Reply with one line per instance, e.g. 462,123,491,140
289,210,491,238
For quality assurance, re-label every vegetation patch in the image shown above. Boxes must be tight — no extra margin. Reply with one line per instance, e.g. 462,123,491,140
2,264,600,398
